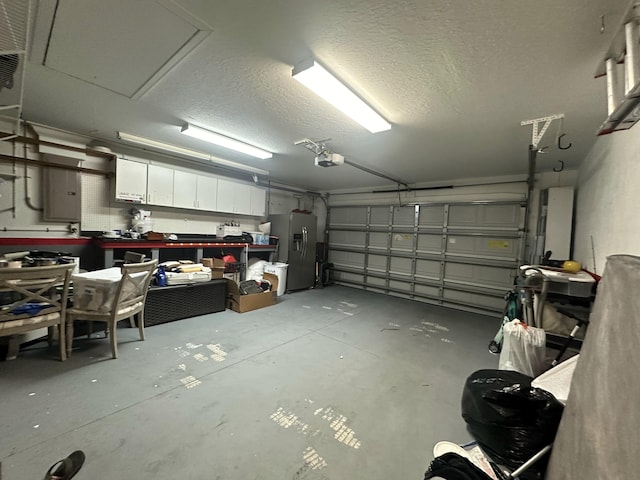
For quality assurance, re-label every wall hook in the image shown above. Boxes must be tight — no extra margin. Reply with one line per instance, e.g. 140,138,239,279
558,133,572,150
553,160,565,172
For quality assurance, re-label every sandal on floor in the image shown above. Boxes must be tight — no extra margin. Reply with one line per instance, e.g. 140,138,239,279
43,450,85,480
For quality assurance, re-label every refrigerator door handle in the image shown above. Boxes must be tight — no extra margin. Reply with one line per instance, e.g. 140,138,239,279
302,226,307,259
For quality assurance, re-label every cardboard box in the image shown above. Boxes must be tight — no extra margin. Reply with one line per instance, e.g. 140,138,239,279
201,258,226,279
227,272,278,313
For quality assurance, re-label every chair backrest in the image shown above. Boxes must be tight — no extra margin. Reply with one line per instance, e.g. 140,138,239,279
0,264,75,324
124,251,146,264
112,260,158,315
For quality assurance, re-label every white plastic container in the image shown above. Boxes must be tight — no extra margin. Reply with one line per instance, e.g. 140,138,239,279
263,262,288,296
248,231,261,244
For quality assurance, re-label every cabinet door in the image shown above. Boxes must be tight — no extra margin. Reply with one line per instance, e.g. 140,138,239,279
216,178,236,213
250,186,266,216
115,158,147,203
173,170,198,209
147,164,174,206
233,183,252,214
196,176,218,211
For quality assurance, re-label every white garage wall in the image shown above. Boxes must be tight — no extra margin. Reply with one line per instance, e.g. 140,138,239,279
574,130,640,274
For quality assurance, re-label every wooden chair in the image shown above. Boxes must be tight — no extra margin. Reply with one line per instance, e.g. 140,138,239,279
124,250,145,264
0,264,75,361
66,259,157,359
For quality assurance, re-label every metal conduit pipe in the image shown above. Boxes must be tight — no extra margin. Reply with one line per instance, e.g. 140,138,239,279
0,130,117,160
1,226,69,232
625,20,639,93
606,57,619,115
22,127,43,212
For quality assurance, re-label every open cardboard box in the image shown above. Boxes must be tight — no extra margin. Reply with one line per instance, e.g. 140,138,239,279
200,258,226,279
227,272,278,313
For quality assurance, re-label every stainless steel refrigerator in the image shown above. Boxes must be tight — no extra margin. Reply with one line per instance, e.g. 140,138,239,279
270,212,317,291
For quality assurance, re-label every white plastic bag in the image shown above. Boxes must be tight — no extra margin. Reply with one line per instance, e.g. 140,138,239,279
246,259,268,282
499,319,547,377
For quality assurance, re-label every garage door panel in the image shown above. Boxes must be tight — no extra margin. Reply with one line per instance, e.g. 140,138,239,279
392,206,415,226
443,289,504,310
334,271,364,284
445,235,518,260
331,207,368,226
389,280,411,293
418,205,444,226
444,262,514,289
389,257,412,276
366,276,386,288
369,232,388,249
415,259,440,279
417,233,441,253
391,233,413,251
370,206,390,226
448,204,521,229
330,230,367,248
328,202,522,316
367,254,387,272
329,250,365,269
415,284,440,298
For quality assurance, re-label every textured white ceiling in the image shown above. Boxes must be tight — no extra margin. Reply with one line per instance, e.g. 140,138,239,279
20,0,632,191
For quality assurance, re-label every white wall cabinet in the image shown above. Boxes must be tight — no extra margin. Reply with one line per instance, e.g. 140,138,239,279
115,159,263,216
115,158,147,203
196,176,218,211
234,183,252,214
216,178,236,213
173,170,198,209
147,164,174,206
216,178,263,215
250,186,266,216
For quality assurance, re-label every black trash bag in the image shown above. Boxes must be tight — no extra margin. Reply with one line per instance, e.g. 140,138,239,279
424,452,493,480
461,370,564,480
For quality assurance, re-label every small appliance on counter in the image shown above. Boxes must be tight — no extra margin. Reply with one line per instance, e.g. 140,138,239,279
130,208,153,234
217,222,242,237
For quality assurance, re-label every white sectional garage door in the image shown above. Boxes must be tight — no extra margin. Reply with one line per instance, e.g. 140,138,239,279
328,202,525,316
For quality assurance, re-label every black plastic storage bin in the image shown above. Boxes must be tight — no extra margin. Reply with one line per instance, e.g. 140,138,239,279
143,279,227,326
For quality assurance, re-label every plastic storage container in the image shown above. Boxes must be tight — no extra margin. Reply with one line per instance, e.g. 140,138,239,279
263,262,288,296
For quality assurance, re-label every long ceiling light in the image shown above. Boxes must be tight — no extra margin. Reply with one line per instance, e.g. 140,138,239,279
180,123,272,159
116,132,269,175
292,58,391,133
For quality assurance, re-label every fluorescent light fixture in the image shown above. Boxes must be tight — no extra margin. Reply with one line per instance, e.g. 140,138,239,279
116,132,269,175
180,123,272,159
292,58,391,133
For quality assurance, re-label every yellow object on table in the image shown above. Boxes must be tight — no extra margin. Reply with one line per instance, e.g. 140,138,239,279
562,260,581,273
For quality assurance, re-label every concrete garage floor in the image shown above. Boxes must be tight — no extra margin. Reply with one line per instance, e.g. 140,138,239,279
0,285,500,480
